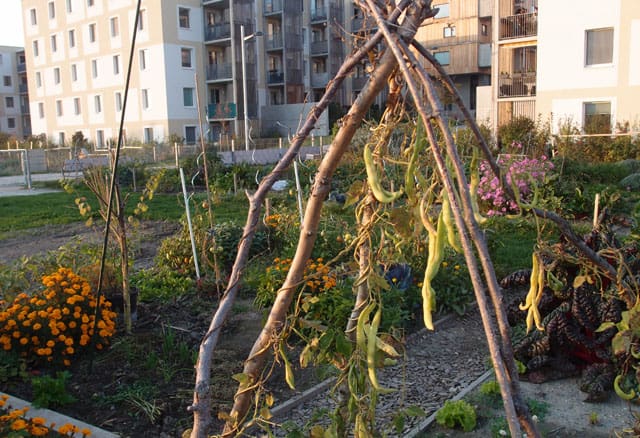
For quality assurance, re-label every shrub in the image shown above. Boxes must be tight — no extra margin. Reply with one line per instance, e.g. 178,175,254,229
497,116,550,157
431,252,474,316
31,371,76,409
0,267,117,367
132,268,195,302
477,153,554,216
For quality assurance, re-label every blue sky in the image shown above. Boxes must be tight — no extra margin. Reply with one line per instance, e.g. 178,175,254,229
0,0,24,47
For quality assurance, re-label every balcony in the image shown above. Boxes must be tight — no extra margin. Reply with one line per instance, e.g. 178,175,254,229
264,0,283,14
206,63,232,81
20,104,29,114
208,102,237,120
267,70,284,84
266,34,283,50
498,72,536,98
352,15,376,32
310,6,327,23
19,84,28,94
500,12,537,39
310,40,328,55
17,63,26,73
205,23,231,41
311,72,329,88
203,0,228,5
352,75,367,90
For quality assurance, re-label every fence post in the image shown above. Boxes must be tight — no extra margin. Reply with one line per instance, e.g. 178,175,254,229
153,145,157,163
174,142,179,168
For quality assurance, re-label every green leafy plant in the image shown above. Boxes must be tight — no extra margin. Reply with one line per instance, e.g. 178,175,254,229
435,399,477,432
431,251,474,316
0,350,27,384
31,371,76,409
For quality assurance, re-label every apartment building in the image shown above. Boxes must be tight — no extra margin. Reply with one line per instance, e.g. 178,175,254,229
23,0,206,147
477,0,639,134
22,0,348,147
536,0,640,133
0,46,31,139
415,0,493,121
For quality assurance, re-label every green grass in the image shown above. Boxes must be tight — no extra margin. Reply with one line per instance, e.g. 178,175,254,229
0,189,250,235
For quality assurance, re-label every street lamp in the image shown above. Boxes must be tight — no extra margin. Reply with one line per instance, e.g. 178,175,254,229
241,24,262,151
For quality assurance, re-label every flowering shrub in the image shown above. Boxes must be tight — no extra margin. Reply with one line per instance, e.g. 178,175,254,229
254,257,338,309
0,394,92,437
0,268,117,367
476,151,554,216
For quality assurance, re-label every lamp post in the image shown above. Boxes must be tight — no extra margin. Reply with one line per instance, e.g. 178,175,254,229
241,24,262,151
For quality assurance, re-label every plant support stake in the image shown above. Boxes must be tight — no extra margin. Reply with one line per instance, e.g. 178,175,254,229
180,167,201,279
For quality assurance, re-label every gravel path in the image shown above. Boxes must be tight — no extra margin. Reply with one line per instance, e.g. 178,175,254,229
269,310,490,436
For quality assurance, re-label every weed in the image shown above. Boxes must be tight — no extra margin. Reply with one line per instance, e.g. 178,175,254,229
589,411,599,425
31,371,77,409
0,350,27,384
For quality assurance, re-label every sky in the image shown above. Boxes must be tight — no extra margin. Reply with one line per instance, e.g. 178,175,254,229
0,0,24,47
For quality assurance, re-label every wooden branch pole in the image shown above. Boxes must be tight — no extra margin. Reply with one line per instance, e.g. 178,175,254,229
188,2,413,433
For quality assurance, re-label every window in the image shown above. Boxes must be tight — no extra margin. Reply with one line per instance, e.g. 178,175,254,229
185,126,196,144
144,127,154,143
74,97,81,115
5,97,14,108
36,72,42,87
38,102,44,118
7,118,15,129
110,17,119,37
87,0,94,6
141,89,149,109
56,100,63,116
181,48,193,68
443,25,456,38
30,8,37,25
48,2,56,19
179,7,190,28
586,28,613,66
33,40,39,57
434,3,449,18
115,92,122,111
66,0,73,13
113,55,120,75
183,87,194,106
139,49,147,70
481,24,488,36
54,68,60,84
434,51,451,65
138,9,146,31
59,132,65,145
51,35,57,52
584,101,611,134
71,64,78,81
96,130,104,148
3,76,11,86
94,95,102,113
69,29,76,48
91,59,98,78
88,23,96,43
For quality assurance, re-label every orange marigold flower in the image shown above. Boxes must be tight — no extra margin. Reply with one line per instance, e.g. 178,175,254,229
66,346,74,354
12,331,21,339
30,425,49,436
63,359,71,366
46,340,55,348
33,323,42,330
31,417,47,425
10,418,28,430
65,337,74,346
19,337,28,345
81,427,92,436
68,321,77,329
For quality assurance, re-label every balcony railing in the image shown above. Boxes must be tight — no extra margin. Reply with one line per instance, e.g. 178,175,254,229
267,70,284,84
498,72,536,98
17,63,26,73
310,6,327,22
264,0,283,14
266,34,283,50
208,102,237,120
352,75,367,90
310,40,328,55
352,15,376,32
206,63,232,81
21,105,29,114
205,23,231,41
19,84,28,94
500,12,537,39
311,71,329,88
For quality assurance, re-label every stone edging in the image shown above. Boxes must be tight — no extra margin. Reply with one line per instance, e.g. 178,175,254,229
1,392,120,438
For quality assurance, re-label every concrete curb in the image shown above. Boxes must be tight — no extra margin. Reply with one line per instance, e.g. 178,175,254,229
1,392,120,437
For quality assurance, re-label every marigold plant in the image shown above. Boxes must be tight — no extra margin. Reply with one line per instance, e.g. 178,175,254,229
0,394,92,437
0,268,116,367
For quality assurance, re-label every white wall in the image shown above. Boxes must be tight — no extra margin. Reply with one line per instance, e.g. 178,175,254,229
537,0,620,92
